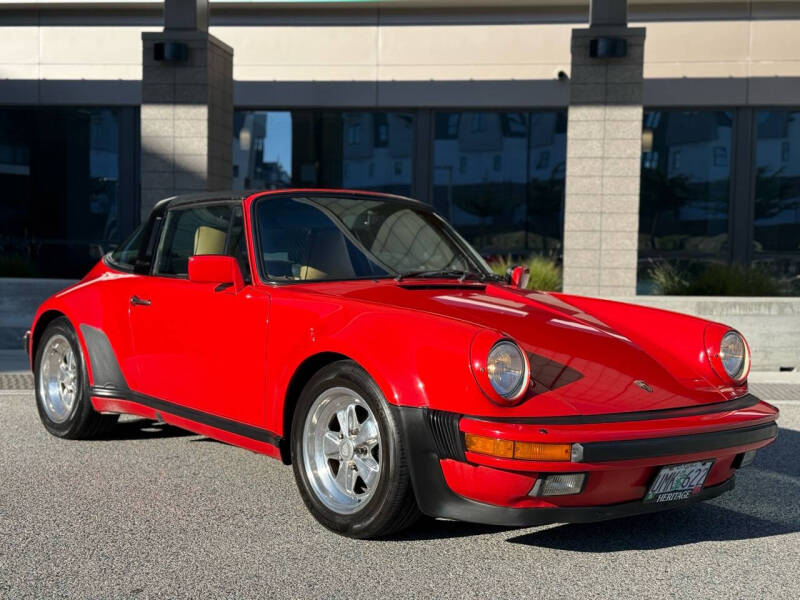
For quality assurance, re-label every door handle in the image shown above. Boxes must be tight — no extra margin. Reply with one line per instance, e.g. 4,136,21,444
130,295,151,306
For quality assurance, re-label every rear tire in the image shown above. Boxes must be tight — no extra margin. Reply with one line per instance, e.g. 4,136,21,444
291,360,420,538
34,317,118,439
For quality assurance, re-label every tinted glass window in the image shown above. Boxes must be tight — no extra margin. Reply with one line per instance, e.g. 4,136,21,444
432,111,566,260
315,197,474,274
256,197,387,281
109,223,145,268
155,205,233,277
638,110,733,292
233,111,413,196
255,196,487,281
0,107,136,278
754,110,800,294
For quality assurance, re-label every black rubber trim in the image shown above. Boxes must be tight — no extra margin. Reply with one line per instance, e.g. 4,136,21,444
468,394,762,425
80,324,131,393
426,409,465,461
580,422,778,463
90,385,283,448
393,404,736,527
528,352,583,393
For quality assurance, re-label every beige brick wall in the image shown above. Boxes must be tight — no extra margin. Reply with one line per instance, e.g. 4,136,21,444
562,26,645,297
140,31,233,217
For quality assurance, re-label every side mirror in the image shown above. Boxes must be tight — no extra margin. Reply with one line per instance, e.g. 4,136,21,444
188,255,245,292
508,265,530,289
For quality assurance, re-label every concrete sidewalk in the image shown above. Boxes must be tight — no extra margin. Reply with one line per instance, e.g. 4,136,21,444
1,348,796,401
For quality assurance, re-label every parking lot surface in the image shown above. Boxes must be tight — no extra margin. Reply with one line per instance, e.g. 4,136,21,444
1,388,798,599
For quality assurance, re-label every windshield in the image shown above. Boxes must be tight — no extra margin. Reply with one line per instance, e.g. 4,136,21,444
254,195,494,282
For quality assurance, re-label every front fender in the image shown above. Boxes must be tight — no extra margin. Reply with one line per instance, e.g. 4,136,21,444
265,292,490,434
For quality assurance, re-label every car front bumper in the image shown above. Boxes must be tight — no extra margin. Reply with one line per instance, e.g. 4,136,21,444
392,394,778,527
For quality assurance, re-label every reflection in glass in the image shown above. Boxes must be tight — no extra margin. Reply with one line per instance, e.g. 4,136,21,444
232,111,414,196
0,107,128,278
432,111,566,260
254,195,487,281
754,110,800,294
638,110,733,293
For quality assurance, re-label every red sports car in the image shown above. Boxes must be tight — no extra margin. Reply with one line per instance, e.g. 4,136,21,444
26,189,778,538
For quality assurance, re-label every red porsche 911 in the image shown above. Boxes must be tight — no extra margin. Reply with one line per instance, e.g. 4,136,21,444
26,189,778,538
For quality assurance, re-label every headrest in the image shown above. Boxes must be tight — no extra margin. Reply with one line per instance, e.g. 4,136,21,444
193,226,226,255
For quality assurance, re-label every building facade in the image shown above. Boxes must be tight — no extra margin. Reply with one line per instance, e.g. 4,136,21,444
1,0,799,365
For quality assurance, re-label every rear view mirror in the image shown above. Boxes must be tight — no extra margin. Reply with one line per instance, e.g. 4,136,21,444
508,265,530,289
188,255,245,292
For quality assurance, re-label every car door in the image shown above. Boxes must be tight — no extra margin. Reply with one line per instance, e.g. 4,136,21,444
128,201,270,428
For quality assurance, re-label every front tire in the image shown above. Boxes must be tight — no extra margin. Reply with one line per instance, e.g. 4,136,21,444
34,317,118,439
291,360,420,538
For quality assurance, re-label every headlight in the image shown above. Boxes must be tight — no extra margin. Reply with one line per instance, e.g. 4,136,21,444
487,340,528,399
720,331,747,379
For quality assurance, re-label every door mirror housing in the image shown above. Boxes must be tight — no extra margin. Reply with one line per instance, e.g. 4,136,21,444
508,265,530,289
188,255,245,292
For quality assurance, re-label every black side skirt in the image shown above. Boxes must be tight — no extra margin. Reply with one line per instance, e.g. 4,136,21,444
91,386,283,448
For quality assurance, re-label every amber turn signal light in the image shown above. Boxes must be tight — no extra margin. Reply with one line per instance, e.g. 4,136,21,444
464,433,572,461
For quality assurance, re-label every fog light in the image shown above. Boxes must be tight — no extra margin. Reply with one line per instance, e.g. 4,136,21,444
529,473,587,497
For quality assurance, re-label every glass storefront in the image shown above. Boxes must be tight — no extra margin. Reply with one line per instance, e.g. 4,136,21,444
1,105,796,295
754,110,800,295
234,109,567,263
432,111,566,259
232,111,414,197
638,110,733,292
639,108,800,295
0,107,138,278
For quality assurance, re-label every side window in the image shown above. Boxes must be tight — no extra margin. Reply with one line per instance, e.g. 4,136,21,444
108,223,146,270
228,206,252,284
154,204,233,277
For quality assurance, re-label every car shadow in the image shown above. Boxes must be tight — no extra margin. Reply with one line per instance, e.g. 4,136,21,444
395,427,800,549
98,418,195,441
395,516,513,541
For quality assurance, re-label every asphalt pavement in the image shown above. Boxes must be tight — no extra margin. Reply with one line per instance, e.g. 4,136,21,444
1,375,798,599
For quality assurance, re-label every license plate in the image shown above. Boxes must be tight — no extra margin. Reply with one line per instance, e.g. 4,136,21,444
644,460,714,504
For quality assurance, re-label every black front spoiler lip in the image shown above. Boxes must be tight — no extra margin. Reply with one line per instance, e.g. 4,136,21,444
394,405,738,527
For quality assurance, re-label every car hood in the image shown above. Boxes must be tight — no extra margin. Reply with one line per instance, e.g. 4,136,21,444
306,280,735,416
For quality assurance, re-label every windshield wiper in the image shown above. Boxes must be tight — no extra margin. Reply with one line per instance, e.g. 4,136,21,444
395,269,491,282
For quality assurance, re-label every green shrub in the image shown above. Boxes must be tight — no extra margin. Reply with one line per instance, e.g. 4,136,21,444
648,261,782,296
648,260,689,295
487,255,562,291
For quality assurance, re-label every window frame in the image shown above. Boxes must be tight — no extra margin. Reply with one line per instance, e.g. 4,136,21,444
149,199,248,280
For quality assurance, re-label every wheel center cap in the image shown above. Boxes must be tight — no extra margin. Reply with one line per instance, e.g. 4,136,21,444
340,439,355,460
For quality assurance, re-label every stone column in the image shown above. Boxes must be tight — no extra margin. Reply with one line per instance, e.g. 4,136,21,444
140,0,233,219
562,0,645,297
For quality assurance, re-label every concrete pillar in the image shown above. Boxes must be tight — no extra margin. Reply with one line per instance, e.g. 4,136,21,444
562,1,645,297
140,0,233,219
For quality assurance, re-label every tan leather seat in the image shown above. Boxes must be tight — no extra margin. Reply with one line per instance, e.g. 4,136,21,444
193,225,226,255
299,229,355,280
